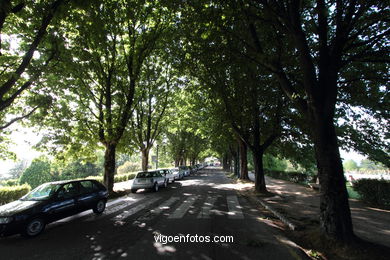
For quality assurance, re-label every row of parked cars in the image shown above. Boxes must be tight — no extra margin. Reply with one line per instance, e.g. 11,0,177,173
130,164,206,193
0,164,207,238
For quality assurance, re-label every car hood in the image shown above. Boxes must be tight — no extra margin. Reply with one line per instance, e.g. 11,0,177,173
0,200,42,217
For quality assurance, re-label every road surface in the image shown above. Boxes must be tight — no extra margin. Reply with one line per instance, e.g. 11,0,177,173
0,168,308,260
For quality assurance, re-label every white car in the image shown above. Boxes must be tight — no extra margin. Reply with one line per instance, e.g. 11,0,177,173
131,171,167,193
179,166,190,177
158,169,175,183
170,168,182,180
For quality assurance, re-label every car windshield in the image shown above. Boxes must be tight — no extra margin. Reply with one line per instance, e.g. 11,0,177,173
21,183,59,201
137,172,153,178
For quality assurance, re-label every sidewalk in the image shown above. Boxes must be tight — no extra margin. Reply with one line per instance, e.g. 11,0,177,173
113,179,133,192
248,172,390,247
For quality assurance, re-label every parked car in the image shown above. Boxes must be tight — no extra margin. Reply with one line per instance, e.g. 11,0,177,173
179,166,190,177
131,171,167,193
170,168,182,180
0,179,108,238
157,169,175,183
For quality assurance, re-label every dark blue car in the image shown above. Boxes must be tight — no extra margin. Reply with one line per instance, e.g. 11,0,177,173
0,179,108,237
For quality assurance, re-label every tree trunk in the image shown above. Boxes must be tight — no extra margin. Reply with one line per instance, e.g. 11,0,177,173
230,146,239,176
238,138,249,180
103,142,116,193
311,110,354,241
252,148,267,192
223,153,232,171
141,147,150,171
222,154,228,170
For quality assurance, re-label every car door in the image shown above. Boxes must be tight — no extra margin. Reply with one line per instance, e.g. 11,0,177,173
47,183,79,222
159,172,166,185
153,172,163,186
76,181,99,210
159,170,167,181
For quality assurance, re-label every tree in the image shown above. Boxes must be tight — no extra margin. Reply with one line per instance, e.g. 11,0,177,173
130,56,175,171
359,159,386,171
37,0,175,192
178,30,283,190
343,159,359,171
19,157,52,188
0,0,67,130
7,159,29,178
239,0,389,242
60,160,101,180
175,0,387,242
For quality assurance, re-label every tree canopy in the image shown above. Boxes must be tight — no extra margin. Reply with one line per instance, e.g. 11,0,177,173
0,0,388,244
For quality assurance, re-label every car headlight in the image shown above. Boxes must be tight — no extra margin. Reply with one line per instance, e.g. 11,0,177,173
0,217,13,224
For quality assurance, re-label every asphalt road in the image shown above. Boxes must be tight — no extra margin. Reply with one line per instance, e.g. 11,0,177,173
0,168,308,260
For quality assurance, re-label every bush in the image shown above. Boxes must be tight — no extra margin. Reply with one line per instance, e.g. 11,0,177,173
20,158,52,189
0,179,19,187
0,184,31,205
353,179,390,208
117,161,141,174
86,172,136,185
85,176,104,183
60,161,102,180
264,170,317,184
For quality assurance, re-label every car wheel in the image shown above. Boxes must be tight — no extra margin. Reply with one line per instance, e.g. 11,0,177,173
93,199,106,214
153,182,159,192
22,218,46,237
131,189,137,193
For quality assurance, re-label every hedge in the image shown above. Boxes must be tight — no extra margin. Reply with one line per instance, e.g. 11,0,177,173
86,172,136,184
0,173,136,205
264,170,317,184
0,179,19,187
0,184,31,205
353,179,390,208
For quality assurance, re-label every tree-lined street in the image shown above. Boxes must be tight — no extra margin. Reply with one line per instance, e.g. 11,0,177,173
0,168,309,260
0,1,389,258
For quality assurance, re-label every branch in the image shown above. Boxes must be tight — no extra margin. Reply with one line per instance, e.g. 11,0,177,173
0,106,39,130
0,0,65,100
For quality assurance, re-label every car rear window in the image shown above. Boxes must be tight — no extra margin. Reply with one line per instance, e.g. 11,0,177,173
80,181,97,193
137,172,153,178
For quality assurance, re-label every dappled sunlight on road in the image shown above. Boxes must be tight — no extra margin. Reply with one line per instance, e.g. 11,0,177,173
153,242,177,254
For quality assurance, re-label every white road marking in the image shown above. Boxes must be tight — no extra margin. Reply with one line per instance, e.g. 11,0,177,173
85,196,147,222
151,197,180,215
168,195,197,219
112,197,161,221
197,196,217,219
227,195,244,219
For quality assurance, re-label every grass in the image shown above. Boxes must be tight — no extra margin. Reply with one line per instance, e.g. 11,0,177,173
346,182,361,200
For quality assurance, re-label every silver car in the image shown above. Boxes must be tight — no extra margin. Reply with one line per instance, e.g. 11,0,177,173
131,171,167,193
179,166,190,177
170,168,182,180
157,169,175,183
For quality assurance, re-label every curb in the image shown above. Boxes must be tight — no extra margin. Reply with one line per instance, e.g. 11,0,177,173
252,195,297,230
238,171,298,231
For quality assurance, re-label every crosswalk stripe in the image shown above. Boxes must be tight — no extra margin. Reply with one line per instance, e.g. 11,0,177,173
85,197,147,222
227,195,244,219
197,196,217,219
112,197,161,221
151,197,180,215
168,195,197,219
